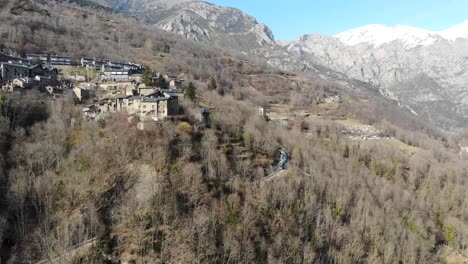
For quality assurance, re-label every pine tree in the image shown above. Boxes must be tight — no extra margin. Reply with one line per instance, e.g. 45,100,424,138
141,67,153,86
208,76,217,90
184,82,196,100
33,57,42,65
156,74,168,89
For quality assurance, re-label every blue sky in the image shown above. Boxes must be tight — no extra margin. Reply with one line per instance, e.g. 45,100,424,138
208,0,468,40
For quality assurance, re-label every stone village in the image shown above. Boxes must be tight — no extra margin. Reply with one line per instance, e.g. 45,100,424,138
0,52,188,127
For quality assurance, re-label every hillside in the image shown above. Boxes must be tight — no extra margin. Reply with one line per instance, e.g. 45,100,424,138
0,0,467,263
94,0,468,131
97,0,311,72
285,24,468,130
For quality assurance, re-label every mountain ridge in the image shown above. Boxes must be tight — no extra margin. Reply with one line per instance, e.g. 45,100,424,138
332,21,468,48
284,21,468,130
93,0,468,130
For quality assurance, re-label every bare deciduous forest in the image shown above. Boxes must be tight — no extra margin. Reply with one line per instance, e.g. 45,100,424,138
0,0,467,263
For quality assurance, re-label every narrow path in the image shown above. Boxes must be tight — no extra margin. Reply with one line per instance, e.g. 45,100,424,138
35,238,97,264
257,167,311,183
256,170,286,183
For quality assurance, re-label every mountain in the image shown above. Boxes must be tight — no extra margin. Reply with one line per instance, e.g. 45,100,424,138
97,0,310,71
285,23,468,130
333,22,468,47
100,0,274,46
439,21,468,41
334,24,439,49
96,0,468,130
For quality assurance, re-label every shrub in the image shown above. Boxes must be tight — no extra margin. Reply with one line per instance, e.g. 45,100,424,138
445,225,455,246
177,122,193,136
244,133,253,149
97,118,106,128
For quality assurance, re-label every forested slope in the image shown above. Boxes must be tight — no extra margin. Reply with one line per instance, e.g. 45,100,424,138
1,90,467,263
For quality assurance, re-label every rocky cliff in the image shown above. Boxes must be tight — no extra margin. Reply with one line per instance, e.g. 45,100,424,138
98,0,468,130
285,24,468,129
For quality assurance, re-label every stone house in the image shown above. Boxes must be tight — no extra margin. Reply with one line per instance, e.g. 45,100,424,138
80,57,94,67
109,61,144,73
45,86,63,95
50,55,72,66
0,62,59,85
137,85,157,96
0,52,26,63
27,54,72,66
0,62,30,83
73,85,95,101
26,54,48,64
81,57,110,70
160,89,183,99
100,65,129,82
169,79,183,89
7,78,40,91
35,76,54,87
96,98,118,113
83,104,99,119
115,91,179,120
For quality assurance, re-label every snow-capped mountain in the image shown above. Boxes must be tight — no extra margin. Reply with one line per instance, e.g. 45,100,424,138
334,22,468,49
335,24,440,49
285,22,468,129
439,21,468,41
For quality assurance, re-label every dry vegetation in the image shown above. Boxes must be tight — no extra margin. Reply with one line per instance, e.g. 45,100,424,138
0,90,467,263
0,0,467,263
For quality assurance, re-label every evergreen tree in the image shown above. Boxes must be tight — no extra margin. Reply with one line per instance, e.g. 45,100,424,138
33,57,42,65
208,76,217,90
141,67,153,86
184,82,196,100
156,74,168,89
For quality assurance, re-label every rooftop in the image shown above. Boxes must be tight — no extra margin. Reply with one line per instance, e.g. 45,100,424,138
1,62,35,69
27,54,71,58
124,95,170,103
142,97,170,102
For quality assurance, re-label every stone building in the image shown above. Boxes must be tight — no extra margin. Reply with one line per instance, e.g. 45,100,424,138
100,65,129,82
73,85,95,101
27,54,72,66
115,91,179,120
0,62,30,83
0,62,58,85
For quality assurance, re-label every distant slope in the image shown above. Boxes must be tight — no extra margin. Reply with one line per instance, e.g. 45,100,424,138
57,0,114,11
98,0,310,72
440,21,468,40
285,23,468,130
95,0,468,131
334,24,439,49
101,0,274,46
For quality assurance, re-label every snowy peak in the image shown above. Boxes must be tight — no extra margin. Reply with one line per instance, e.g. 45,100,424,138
439,20,468,41
334,24,439,49
334,22,468,49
